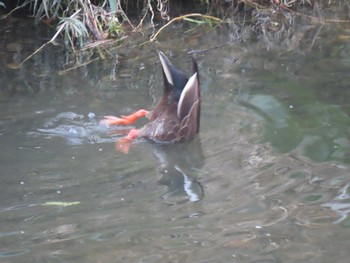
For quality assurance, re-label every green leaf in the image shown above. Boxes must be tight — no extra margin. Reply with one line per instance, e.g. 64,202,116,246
183,18,206,24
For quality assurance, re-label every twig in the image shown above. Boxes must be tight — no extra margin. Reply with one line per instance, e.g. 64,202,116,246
148,0,156,36
0,2,29,20
149,13,223,42
135,6,149,30
58,57,100,75
187,41,230,54
305,25,323,51
157,0,170,20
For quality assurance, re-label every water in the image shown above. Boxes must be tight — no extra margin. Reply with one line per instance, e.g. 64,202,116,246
1,16,350,263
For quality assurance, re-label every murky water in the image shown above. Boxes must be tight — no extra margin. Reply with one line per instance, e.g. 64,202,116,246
1,15,350,263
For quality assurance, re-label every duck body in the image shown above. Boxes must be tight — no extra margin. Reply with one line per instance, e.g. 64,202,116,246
102,51,201,151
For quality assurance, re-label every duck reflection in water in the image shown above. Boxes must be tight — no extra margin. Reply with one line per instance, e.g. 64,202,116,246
152,138,204,203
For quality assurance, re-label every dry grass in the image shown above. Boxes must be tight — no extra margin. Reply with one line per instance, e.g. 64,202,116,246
2,0,349,65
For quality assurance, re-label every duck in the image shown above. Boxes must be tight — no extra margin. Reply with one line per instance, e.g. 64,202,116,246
102,51,201,152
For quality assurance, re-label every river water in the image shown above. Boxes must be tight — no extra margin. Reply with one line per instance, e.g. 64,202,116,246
1,12,350,263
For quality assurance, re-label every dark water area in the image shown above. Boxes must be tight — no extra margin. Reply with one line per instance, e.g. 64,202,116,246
1,14,350,263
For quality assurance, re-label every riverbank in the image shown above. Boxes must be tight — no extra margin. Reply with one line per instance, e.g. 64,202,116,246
1,0,349,51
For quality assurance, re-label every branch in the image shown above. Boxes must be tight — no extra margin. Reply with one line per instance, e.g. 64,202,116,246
150,13,223,42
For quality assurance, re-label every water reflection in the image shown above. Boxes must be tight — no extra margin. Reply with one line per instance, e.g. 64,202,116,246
323,183,350,224
237,91,350,163
152,138,204,203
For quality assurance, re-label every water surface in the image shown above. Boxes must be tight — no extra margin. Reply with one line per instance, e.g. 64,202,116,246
1,16,350,263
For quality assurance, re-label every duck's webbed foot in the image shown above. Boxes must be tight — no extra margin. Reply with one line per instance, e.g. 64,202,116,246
115,128,139,154
101,109,149,126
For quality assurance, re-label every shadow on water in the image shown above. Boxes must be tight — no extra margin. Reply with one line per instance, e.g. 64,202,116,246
1,11,350,263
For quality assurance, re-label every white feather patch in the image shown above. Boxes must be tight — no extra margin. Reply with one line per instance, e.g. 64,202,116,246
177,73,198,119
159,53,173,85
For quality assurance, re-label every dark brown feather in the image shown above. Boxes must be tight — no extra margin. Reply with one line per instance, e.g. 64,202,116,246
138,52,201,143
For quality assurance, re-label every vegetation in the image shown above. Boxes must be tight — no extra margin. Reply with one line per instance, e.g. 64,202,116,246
1,0,349,63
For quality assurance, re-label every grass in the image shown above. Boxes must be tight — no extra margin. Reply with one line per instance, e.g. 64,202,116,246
1,0,349,65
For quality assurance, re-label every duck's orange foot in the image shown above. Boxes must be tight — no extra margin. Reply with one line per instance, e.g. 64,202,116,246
115,128,139,154
101,116,125,126
101,109,149,126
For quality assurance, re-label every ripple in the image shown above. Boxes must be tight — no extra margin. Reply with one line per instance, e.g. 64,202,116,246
236,206,289,228
0,249,29,258
295,206,339,226
30,111,117,145
89,230,127,242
